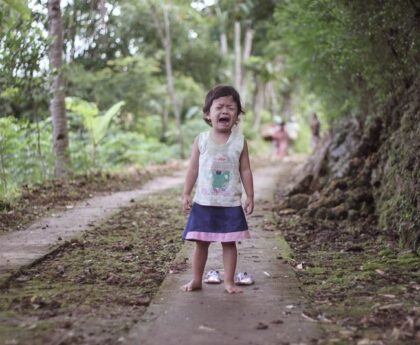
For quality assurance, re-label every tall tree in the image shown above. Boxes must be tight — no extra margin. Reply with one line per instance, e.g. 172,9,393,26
234,21,241,91
215,5,228,56
148,0,184,158
48,0,70,176
206,0,276,105
240,26,254,103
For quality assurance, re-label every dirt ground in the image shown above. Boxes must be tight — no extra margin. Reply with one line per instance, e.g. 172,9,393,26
274,202,420,344
0,189,186,345
0,161,183,234
1,157,419,345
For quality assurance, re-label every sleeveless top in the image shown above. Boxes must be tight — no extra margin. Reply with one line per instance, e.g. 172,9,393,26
193,130,244,207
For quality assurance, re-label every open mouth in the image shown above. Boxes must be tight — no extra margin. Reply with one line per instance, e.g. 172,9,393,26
218,116,230,124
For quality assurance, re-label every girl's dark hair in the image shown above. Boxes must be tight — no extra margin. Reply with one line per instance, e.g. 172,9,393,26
202,85,245,126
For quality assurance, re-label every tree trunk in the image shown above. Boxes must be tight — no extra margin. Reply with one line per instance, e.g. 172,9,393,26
234,21,241,91
160,99,169,143
240,28,254,104
216,5,228,57
150,1,184,158
267,82,278,118
253,77,265,132
0,141,8,193
280,89,292,122
162,4,184,158
220,32,228,56
48,0,71,177
98,0,107,29
72,0,78,60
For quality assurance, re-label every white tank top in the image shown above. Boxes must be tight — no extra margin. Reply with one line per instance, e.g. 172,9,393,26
193,130,244,207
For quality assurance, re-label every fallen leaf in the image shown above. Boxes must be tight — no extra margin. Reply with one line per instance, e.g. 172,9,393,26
301,312,316,322
357,339,384,345
256,322,268,330
379,294,396,299
317,314,333,323
278,209,296,215
378,303,403,310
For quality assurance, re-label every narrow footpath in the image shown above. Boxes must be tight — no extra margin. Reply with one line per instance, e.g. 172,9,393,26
1,158,323,344
127,159,322,345
0,172,184,285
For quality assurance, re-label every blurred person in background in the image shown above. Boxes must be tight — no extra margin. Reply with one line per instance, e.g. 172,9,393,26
272,119,289,160
310,112,321,150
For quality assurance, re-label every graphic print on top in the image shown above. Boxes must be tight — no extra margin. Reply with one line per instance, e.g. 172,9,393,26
194,129,244,207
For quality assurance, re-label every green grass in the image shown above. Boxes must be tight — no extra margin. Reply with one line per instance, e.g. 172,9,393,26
275,234,294,261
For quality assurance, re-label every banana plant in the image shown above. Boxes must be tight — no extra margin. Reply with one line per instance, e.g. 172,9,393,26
65,97,125,168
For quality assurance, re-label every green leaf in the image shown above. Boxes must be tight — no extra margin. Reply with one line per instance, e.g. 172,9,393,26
2,0,31,19
93,101,125,144
185,106,200,119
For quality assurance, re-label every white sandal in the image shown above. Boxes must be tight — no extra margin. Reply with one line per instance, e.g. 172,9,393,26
235,272,254,285
204,270,222,284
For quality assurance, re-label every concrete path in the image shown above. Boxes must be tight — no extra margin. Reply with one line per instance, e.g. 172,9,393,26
127,161,322,345
0,172,184,284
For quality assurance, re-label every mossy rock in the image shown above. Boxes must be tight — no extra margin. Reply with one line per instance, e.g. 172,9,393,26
288,194,309,210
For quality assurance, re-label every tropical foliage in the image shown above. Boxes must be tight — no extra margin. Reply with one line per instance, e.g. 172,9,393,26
270,0,419,120
1,0,418,200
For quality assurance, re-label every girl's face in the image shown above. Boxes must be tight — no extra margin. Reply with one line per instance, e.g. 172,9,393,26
206,96,239,132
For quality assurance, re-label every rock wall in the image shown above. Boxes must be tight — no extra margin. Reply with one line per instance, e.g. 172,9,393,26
374,79,420,251
279,78,420,252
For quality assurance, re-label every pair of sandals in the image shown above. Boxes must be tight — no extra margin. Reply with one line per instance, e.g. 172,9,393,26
204,270,254,285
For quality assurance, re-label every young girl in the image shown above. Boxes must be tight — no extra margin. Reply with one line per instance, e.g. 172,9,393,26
181,85,254,294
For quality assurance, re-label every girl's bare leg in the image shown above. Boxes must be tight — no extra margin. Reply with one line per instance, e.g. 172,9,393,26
181,241,210,292
222,241,242,294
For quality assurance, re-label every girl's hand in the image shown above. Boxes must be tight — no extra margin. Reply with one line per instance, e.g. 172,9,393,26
183,194,193,214
244,196,254,215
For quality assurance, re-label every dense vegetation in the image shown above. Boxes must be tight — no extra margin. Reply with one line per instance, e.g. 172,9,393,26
273,1,418,114
1,0,418,247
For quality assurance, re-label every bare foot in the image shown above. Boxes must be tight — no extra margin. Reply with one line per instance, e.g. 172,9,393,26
180,280,202,292
224,283,243,294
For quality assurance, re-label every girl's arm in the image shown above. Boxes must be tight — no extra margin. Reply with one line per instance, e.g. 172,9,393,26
183,136,200,214
239,140,254,215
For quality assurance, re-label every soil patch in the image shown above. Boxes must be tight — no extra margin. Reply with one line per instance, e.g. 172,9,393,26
0,162,183,234
274,204,420,344
0,188,186,345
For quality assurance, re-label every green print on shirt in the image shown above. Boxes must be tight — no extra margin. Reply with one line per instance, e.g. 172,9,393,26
211,170,230,191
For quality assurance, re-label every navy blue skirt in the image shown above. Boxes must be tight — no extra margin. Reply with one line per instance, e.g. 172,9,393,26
182,203,250,242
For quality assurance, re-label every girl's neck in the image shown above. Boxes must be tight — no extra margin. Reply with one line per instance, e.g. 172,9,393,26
211,128,232,144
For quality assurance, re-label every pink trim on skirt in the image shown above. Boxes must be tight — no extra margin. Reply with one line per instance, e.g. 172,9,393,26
185,230,251,242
